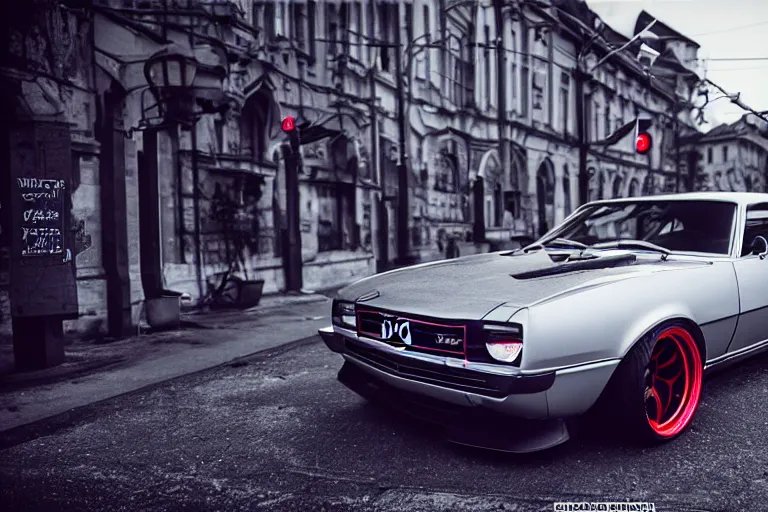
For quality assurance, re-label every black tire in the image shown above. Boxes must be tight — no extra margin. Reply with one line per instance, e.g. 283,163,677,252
597,321,704,444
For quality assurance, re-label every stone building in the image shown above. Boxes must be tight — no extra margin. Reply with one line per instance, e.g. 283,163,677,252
562,6,702,202
685,114,768,193
0,0,706,346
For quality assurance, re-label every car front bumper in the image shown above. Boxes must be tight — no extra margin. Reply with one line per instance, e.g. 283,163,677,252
319,325,621,421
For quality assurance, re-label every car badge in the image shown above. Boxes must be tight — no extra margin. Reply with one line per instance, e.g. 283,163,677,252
381,318,412,345
435,334,462,346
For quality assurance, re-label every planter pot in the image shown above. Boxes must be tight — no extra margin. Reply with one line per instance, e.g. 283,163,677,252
238,279,265,309
210,277,265,310
145,295,181,330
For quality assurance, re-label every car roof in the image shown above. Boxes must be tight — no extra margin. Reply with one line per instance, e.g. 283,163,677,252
589,192,768,207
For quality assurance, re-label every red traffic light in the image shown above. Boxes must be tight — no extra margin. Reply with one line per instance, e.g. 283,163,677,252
281,116,296,132
635,133,652,154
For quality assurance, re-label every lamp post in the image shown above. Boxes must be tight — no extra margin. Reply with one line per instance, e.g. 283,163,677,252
142,43,225,302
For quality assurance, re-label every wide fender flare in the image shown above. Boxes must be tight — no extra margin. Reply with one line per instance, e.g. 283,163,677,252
619,304,703,362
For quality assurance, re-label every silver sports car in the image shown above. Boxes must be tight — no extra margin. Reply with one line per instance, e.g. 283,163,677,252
319,192,768,452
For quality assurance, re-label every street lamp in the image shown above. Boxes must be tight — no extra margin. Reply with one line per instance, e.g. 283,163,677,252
143,43,200,126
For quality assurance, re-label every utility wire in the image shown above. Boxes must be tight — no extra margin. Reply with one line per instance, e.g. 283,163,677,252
704,57,768,62
705,66,768,72
689,20,768,37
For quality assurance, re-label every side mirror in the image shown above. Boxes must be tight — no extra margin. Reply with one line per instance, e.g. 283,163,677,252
750,236,768,259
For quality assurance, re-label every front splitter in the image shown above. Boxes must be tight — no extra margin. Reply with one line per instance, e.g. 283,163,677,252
337,361,570,454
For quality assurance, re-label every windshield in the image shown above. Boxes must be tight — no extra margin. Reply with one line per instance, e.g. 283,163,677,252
545,200,737,255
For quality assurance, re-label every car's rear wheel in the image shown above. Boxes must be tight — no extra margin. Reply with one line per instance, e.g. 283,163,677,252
602,322,704,443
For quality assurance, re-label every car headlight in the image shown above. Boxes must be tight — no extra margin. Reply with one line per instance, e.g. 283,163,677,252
332,300,357,329
483,324,523,365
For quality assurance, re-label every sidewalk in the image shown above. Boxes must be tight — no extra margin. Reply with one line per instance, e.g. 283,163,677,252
0,293,333,434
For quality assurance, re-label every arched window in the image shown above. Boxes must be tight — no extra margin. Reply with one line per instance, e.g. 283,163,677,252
435,149,459,193
613,175,624,198
240,88,271,163
536,160,556,235
598,172,606,200
482,154,502,228
628,178,640,197
642,174,654,196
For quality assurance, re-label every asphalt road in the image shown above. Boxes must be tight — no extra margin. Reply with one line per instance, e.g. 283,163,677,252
1,336,767,512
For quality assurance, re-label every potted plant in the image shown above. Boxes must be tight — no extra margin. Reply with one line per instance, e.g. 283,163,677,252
207,181,265,309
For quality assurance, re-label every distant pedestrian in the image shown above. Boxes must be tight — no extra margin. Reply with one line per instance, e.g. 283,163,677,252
445,235,460,259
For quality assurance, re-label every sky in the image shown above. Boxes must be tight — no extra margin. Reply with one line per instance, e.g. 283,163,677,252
586,0,768,131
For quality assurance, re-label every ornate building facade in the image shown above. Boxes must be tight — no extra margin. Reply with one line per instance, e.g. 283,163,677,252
1,0,705,340
685,114,768,193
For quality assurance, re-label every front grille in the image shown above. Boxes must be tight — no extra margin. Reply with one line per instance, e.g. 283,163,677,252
344,338,508,398
356,308,466,356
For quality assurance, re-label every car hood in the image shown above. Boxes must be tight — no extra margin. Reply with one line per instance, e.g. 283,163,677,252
337,250,710,320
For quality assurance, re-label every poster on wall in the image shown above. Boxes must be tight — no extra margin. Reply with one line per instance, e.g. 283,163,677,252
8,122,78,318
17,178,65,257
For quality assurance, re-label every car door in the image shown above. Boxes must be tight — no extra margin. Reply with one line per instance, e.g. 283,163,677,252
727,203,768,353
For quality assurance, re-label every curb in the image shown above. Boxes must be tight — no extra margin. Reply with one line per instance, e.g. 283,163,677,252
181,295,330,320
0,356,128,392
0,334,322,448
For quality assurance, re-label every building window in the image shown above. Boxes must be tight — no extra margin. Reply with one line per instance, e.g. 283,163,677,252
707,147,713,163
214,116,224,152
339,3,349,55
508,30,516,112
547,31,554,126
308,1,316,63
613,175,624,198
465,23,475,108
316,183,355,252
366,2,374,63
593,101,599,141
604,103,611,138
434,148,459,193
560,73,570,135
598,172,605,200
263,2,275,40
563,168,571,215
484,24,491,109
424,6,431,82
723,145,729,162
520,20,529,117
404,3,413,65
350,2,362,61
251,2,262,29
327,4,337,56
485,183,504,228
378,3,393,71
438,0,447,82
275,2,287,38
292,2,305,49
448,36,462,105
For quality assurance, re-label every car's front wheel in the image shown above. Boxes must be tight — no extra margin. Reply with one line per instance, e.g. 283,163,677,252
602,322,704,443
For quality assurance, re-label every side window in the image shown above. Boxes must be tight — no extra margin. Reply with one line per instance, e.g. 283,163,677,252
658,219,684,236
741,204,768,256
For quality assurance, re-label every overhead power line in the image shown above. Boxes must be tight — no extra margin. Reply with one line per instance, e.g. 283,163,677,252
704,57,768,62
689,20,768,37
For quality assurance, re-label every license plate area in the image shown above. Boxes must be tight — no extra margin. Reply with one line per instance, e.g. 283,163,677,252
356,309,467,356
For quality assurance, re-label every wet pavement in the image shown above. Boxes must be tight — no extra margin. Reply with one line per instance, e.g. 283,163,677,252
2,336,767,511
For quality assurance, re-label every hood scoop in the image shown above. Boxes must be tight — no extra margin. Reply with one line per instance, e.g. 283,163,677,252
355,289,380,302
511,253,637,280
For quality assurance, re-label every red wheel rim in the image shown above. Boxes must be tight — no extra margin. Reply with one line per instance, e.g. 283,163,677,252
644,326,703,437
